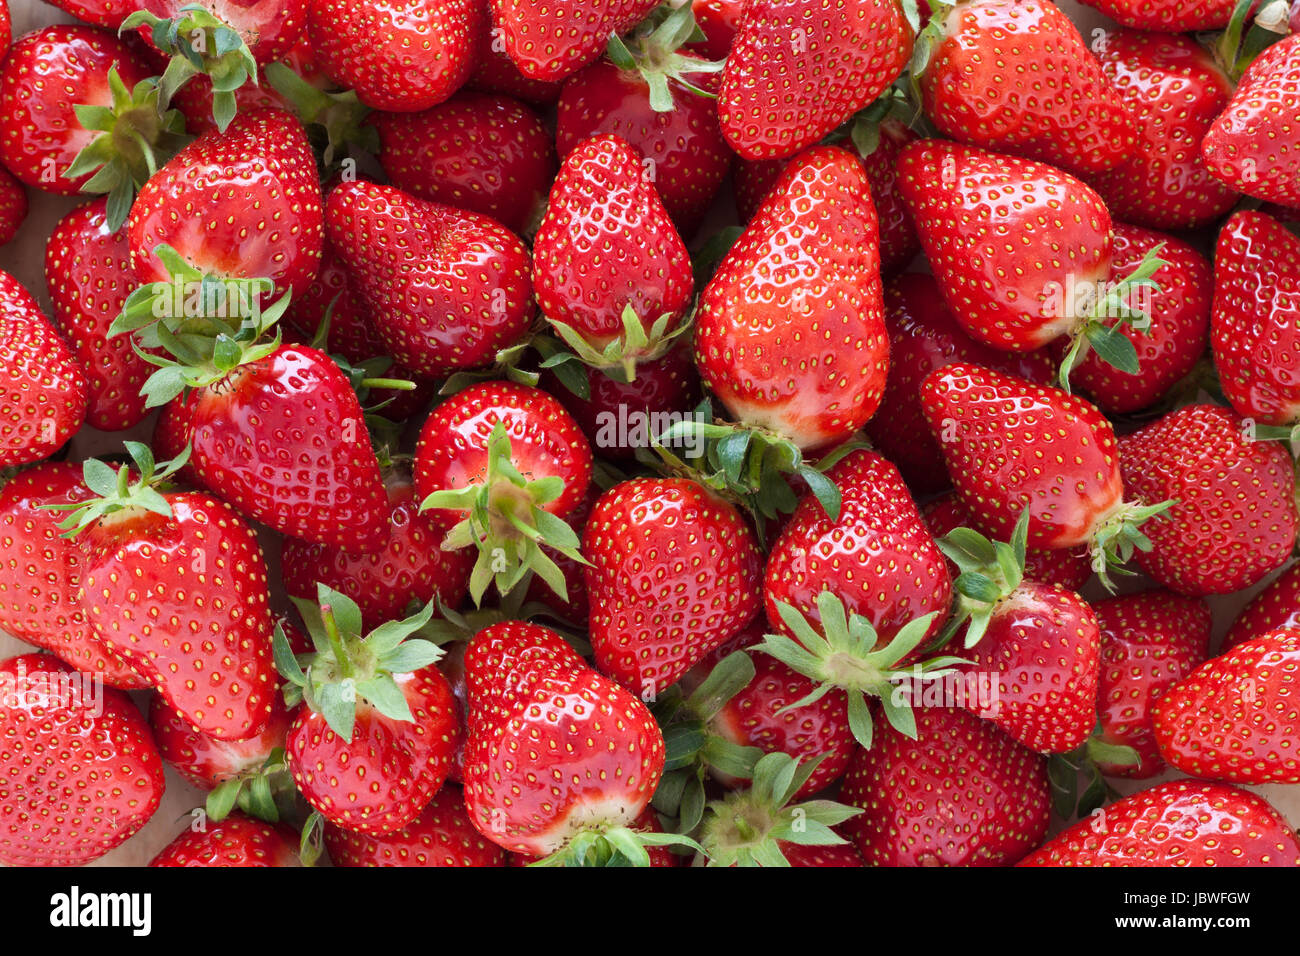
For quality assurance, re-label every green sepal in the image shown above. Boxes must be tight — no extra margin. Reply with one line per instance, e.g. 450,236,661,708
42,441,191,536
605,1,724,113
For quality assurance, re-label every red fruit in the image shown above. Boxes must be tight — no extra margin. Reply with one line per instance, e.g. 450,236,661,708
841,706,1051,866
372,92,556,236
44,198,157,432
150,814,299,866
137,0,308,64
281,476,474,626
765,449,952,647
689,0,744,60
467,1,563,105
780,842,865,867
1093,589,1212,778
695,146,888,450
0,654,165,866
1019,780,1300,866
533,135,694,366
1118,403,1297,596
1202,34,1300,208
488,0,660,82
1081,0,1243,31
918,0,1136,176
462,621,666,860
325,180,535,379
718,0,914,160
0,26,153,195
1058,223,1211,415
0,166,25,245
1224,563,1300,650
0,463,145,687
0,270,88,467
171,37,322,136
308,0,484,111
1153,628,1300,784
324,785,506,866
898,139,1113,353
150,694,291,791
866,272,1056,494
186,344,391,551
1211,210,1300,429
583,477,763,697
42,0,134,29
1088,29,1237,231
127,107,324,303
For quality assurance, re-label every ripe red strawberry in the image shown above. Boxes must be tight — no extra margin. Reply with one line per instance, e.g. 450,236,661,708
1056,223,1211,415
780,842,865,867
62,443,278,742
462,620,673,863
127,107,324,304
1203,34,1300,207
0,166,25,245
866,272,1055,494
583,477,762,697
371,92,556,236
0,0,9,50
695,145,888,450
149,813,300,867
1081,0,1243,31
282,474,474,626
44,198,156,432
1224,562,1300,650
171,36,323,136
0,270,88,467
689,0,744,60
42,0,133,29
1118,403,1297,596
325,180,535,380
324,784,506,866
488,0,660,82
917,0,1136,176
920,363,1165,574
840,706,1051,866
1088,29,1238,231
717,0,914,160
0,653,165,866
534,134,694,373
1019,780,1300,866
506,808,680,867
277,586,459,834
1093,589,1212,778
308,0,484,111
467,0,563,104
135,0,308,64
1154,628,1300,783
150,693,292,792
415,381,592,605
0,462,146,687
1212,210,1300,431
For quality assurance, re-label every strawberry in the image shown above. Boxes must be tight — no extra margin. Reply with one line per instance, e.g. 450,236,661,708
689,0,744,60
324,784,506,866
276,585,458,835
0,0,8,50
308,0,484,111
1093,589,1212,778
371,92,555,236
1054,223,1210,414
282,473,474,626
717,0,915,160
695,145,888,451
0,462,146,687
840,706,1051,866
1081,0,1244,31
171,36,324,136
415,381,592,604
462,620,678,864
0,270,88,467
1153,628,1300,783
866,271,1056,494
58,443,279,742
135,0,307,63
780,842,865,867
0,166,25,245
488,0,661,82
1118,403,1297,596
583,477,762,698
920,363,1168,577
533,134,694,374
149,813,300,867
1019,780,1300,866
916,0,1137,176
1211,210,1300,433
506,808,680,867
466,0,563,105
0,653,165,866
42,0,133,29
44,198,157,432
698,753,863,867
1224,562,1300,649
1088,29,1238,231
1202,34,1300,207
150,692,292,791
325,180,535,380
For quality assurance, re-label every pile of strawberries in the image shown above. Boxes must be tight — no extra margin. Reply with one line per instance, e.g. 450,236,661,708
1,0,1300,869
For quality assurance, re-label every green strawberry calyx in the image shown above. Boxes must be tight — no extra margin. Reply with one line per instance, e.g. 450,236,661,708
932,507,1032,651
699,753,862,867
1088,498,1176,591
264,61,379,174
273,583,444,743
45,441,190,535
530,823,705,868
544,303,692,384
1048,721,1141,820
607,1,724,113
204,746,296,825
